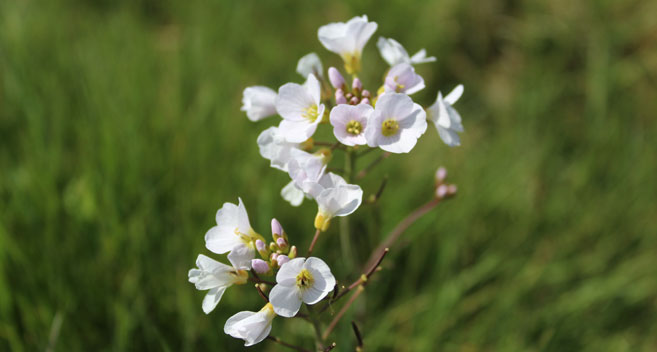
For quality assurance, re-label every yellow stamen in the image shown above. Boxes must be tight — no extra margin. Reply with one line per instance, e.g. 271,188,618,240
342,52,361,75
303,104,320,122
381,119,400,137
296,269,314,289
346,120,363,135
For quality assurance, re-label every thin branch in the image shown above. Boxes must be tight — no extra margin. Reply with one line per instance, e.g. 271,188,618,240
248,276,276,286
307,229,321,256
306,305,326,350
352,321,363,349
266,336,311,352
322,286,364,340
323,342,337,351
356,152,391,180
364,198,440,270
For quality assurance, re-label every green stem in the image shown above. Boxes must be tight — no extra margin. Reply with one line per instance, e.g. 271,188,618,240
306,305,325,350
340,150,356,270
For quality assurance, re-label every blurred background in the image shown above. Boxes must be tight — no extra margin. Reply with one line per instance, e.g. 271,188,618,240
2,0,657,351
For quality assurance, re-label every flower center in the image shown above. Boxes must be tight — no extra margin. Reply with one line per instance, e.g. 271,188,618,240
230,269,249,285
381,118,400,137
346,120,363,135
303,104,320,122
296,269,314,289
393,76,405,92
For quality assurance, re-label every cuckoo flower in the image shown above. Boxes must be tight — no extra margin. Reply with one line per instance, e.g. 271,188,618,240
224,303,276,346
318,15,378,74
364,93,427,153
302,172,363,231
377,37,436,66
383,63,425,95
296,52,323,79
188,254,248,314
204,198,263,270
269,257,336,317
276,74,325,143
241,86,277,121
427,84,464,147
329,104,373,146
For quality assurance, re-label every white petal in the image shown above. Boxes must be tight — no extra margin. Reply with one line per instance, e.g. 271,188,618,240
256,126,299,172
296,52,323,78
302,74,322,104
304,257,336,293
278,118,321,143
269,284,302,317
224,308,274,346
316,184,363,217
188,254,234,290
281,181,305,207
241,86,277,121
276,83,315,121
236,198,252,235
409,49,437,64
227,243,255,270
202,286,227,314
437,125,461,147
276,257,306,286
204,225,241,254
329,104,372,146
377,37,408,66
444,84,464,105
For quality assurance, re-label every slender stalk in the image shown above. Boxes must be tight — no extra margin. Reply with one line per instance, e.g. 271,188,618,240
307,229,321,256
306,305,325,350
248,276,276,286
352,321,364,349
364,198,440,270
266,336,311,352
356,152,391,180
322,286,365,340
323,342,337,351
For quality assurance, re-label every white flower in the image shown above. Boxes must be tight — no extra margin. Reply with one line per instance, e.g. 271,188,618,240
276,74,326,143
364,93,427,153
329,104,373,146
296,52,323,78
376,37,436,66
257,126,300,171
287,149,328,192
188,254,248,314
269,257,336,317
224,303,276,346
318,15,378,74
281,181,306,207
383,63,425,95
303,172,363,231
427,84,464,147
204,198,263,270
241,86,277,121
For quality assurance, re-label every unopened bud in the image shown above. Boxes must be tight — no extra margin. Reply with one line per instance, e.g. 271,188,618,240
362,89,371,98
276,237,288,251
349,96,359,105
255,239,269,258
436,184,448,198
277,255,290,266
271,218,284,239
360,98,370,105
328,67,345,89
251,259,270,274
269,242,277,252
435,167,447,183
447,184,458,195
352,77,362,92
288,245,298,259
335,89,347,105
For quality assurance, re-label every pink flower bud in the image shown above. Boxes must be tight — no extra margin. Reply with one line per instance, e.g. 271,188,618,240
436,184,448,198
362,89,371,98
276,255,290,266
288,245,297,259
270,252,278,261
349,96,359,105
276,237,288,250
352,77,362,91
328,67,345,89
336,89,347,104
251,259,270,274
435,167,447,182
447,184,458,195
271,218,284,238
345,92,353,100
360,98,370,105
255,239,266,252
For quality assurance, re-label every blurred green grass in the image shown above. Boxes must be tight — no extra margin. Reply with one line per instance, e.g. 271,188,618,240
2,0,657,350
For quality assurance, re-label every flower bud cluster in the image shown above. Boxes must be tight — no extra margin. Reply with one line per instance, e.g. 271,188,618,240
434,166,458,199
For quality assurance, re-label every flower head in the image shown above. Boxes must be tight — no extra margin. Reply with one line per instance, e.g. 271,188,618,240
318,15,378,74
296,52,323,79
304,173,363,231
241,86,277,121
204,198,263,269
364,93,427,153
377,37,436,66
269,257,336,317
383,63,425,95
224,303,276,346
276,74,326,143
188,254,248,314
427,84,464,147
329,104,373,146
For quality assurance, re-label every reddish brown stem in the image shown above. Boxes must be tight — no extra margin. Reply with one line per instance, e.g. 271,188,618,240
322,286,364,340
307,229,321,257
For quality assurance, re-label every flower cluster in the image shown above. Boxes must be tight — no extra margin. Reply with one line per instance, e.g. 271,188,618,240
190,14,466,348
